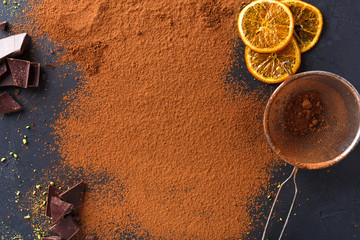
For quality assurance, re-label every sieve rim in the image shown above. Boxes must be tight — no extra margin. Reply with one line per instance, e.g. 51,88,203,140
263,70,360,170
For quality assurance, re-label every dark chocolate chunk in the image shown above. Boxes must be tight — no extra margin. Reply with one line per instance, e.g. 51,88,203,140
0,91,22,114
46,185,63,217
50,196,73,224
85,235,97,240
41,237,62,240
50,215,80,240
0,21,7,31
7,58,30,88
28,62,40,87
0,71,16,87
0,60,7,79
0,33,30,61
59,182,85,208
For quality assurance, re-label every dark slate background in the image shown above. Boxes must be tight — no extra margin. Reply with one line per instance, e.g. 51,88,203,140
0,0,360,239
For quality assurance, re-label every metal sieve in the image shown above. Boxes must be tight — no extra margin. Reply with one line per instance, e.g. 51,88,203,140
261,62,360,240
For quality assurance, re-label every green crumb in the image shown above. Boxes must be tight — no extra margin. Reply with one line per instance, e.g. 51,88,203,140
13,154,18,158
22,139,27,144
33,169,36,172
25,126,30,129
24,135,27,138
32,190,36,195
267,195,271,199
294,213,297,216
15,200,18,203
9,152,13,155
277,184,281,188
3,0,7,4
16,191,20,196
280,218,283,221
58,187,62,190
1,157,5,162
42,201,46,206
24,214,30,219
50,181,55,186
35,184,41,190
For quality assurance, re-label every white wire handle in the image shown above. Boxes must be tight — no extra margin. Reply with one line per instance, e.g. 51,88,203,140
261,166,298,240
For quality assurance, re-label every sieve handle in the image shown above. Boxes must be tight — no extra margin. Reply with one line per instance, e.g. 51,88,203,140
261,166,298,240
282,61,294,76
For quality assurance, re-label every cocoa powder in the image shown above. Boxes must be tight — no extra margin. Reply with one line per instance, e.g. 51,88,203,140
21,0,280,239
285,91,325,135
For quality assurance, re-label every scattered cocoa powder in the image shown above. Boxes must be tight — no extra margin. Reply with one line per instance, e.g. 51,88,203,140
285,91,325,135
20,0,280,239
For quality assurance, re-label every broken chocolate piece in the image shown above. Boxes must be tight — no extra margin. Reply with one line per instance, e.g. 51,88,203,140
41,237,62,240
0,70,16,87
46,185,63,217
0,33,30,61
0,21,7,31
7,58,30,88
0,60,7,79
28,62,40,87
50,215,80,240
59,182,85,208
0,91,22,114
85,235,97,240
50,196,73,224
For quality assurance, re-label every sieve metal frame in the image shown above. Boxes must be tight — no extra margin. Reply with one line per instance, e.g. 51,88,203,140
263,70,360,170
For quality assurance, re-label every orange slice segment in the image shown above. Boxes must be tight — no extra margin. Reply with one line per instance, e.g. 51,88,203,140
238,0,294,53
281,0,323,52
245,37,301,84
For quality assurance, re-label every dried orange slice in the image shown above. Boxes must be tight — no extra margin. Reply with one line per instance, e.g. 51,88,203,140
238,0,294,53
245,37,301,84
281,0,323,52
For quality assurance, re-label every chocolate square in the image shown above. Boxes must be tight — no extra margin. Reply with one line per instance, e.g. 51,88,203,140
0,60,7,79
50,196,73,224
7,58,30,88
46,185,63,217
0,91,22,114
28,62,40,87
59,182,86,208
0,33,30,61
50,215,80,240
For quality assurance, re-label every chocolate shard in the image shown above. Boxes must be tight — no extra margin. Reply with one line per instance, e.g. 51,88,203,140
0,33,30,61
50,215,80,240
0,70,16,87
28,62,40,87
85,235,97,240
41,237,62,240
0,91,22,114
0,21,7,31
50,196,73,224
46,185,63,217
6,58,30,88
0,60,7,79
59,182,86,208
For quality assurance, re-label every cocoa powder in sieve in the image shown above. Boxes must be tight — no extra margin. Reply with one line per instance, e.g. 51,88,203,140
285,91,325,135
21,0,279,239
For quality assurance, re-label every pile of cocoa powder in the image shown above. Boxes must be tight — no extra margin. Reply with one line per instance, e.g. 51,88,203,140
18,0,281,239
285,91,325,135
